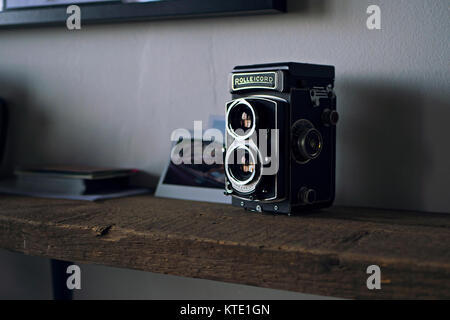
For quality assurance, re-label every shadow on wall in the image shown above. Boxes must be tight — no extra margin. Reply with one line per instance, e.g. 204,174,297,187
336,78,436,211
0,250,53,300
288,0,331,16
0,73,159,187
0,74,50,177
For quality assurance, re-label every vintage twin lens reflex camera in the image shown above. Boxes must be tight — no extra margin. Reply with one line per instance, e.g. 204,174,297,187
224,62,338,214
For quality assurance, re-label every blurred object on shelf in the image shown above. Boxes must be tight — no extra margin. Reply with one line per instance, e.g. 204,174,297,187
0,98,8,165
0,165,152,201
15,165,137,180
156,114,230,204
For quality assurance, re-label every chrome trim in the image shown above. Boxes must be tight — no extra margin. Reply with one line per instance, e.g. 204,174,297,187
225,95,285,202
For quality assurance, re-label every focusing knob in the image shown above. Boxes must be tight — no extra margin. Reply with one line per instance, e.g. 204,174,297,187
299,187,317,204
291,119,323,163
322,109,339,127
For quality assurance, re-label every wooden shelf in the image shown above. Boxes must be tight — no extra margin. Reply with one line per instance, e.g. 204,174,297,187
0,195,449,299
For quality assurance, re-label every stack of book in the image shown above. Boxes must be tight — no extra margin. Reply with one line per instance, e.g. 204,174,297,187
0,165,150,201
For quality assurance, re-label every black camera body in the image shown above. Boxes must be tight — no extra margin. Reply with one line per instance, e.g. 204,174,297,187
224,62,338,214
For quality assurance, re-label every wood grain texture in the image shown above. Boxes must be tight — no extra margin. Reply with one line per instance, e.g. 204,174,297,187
0,195,449,299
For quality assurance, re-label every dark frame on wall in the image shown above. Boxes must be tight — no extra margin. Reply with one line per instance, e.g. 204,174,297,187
0,0,287,28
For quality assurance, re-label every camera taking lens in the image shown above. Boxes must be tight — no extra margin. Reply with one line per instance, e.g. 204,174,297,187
225,144,262,194
229,150,255,182
226,145,258,182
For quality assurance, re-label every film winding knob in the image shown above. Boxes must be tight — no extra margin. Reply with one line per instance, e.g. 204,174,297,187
322,109,339,127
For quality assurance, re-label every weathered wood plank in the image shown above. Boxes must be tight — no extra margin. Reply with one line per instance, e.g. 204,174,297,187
0,195,449,299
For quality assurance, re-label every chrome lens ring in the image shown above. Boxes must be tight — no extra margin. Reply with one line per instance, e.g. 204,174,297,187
225,143,263,193
226,98,257,141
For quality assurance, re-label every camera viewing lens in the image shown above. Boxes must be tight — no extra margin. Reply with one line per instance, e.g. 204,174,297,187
227,101,256,139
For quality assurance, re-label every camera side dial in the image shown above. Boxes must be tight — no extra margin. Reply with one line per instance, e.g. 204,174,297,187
291,119,323,164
